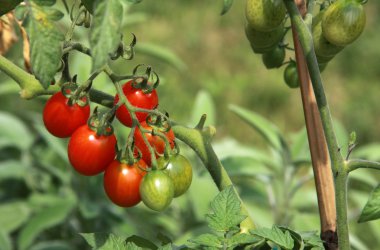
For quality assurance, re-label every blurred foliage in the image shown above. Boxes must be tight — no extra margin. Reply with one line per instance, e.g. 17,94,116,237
1,0,380,249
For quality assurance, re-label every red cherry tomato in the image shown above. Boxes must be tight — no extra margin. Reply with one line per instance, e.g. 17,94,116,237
114,80,158,127
134,121,175,166
43,92,90,138
68,125,117,176
103,159,147,207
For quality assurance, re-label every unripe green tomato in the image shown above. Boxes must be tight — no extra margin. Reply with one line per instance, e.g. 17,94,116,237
158,154,193,198
312,11,345,58
262,46,286,69
283,62,300,89
245,23,284,54
140,170,174,212
245,0,286,32
322,0,366,46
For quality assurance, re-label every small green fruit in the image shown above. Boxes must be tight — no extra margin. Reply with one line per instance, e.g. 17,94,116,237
245,0,286,32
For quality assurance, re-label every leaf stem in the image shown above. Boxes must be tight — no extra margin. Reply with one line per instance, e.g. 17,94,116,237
347,159,380,172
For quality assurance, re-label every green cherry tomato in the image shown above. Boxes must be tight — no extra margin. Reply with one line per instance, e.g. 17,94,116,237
158,155,193,198
262,46,286,69
322,0,366,46
140,171,174,212
245,23,284,54
245,0,286,32
283,62,300,89
313,11,345,60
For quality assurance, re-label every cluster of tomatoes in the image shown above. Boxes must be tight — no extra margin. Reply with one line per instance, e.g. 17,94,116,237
244,0,366,88
42,80,192,212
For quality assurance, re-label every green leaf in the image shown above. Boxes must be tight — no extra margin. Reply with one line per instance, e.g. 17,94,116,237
126,242,143,250
135,43,186,71
122,0,143,4
0,160,27,181
157,244,172,250
278,227,304,250
90,0,123,71
29,241,71,250
354,143,380,161
221,156,272,177
190,90,216,126
32,0,56,6
18,199,75,250
24,2,64,88
206,186,246,232
80,233,130,249
300,231,324,249
0,0,22,15
358,184,380,223
250,226,294,250
0,112,33,150
125,235,157,249
81,0,94,13
0,201,31,233
227,233,261,248
229,104,284,151
0,229,12,250
220,0,234,15
189,234,222,248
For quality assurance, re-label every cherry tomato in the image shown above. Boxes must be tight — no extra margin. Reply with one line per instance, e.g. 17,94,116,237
262,46,285,69
114,80,158,127
140,170,174,212
322,0,366,46
158,154,192,197
245,0,286,32
283,62,300,89
103,159,147,207
43,92,90,138
134,121,175,166
68,125,117,176
245,23,284,54
312,11,344,62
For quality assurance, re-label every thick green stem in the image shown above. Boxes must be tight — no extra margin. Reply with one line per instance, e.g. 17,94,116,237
335,168,350,250
283,0,348,248
172,119,255,232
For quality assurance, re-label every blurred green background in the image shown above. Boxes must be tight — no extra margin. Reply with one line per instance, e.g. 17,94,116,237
0,0,380,249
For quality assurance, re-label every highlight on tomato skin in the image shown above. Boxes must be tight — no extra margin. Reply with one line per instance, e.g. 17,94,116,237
43,92,90,138
67,125,117,176
133,121,176,166
114,80,159,127
103,159,147,207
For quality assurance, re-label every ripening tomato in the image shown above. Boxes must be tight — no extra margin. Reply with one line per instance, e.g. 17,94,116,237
114,80,158,127
283,62,300,89
103,159,147,207
158,154,192,197
68,125,117,176
43,92,90,138
134,121,175,166
322,0,366,46
140,170,174,212
245,0,286,32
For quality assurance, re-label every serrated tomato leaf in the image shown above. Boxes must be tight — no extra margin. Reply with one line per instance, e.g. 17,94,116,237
80,233,130,250
90,0,123,71
250,226,294,250
206,186,246,232
228,233,261,248
358,184,380,223
24,2,64,88
189,234,222,248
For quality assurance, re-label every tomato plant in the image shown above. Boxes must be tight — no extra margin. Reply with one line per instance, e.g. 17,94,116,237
43,91,90,138
103,159,147,207
114,80,158,127
68,125,117,176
